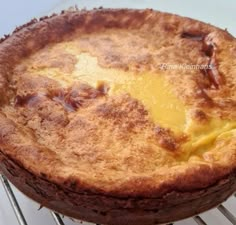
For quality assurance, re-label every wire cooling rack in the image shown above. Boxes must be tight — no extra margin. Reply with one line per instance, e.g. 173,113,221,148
0,174,235,225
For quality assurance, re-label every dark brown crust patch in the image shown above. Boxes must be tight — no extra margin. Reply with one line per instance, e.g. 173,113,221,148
154,126,186,151
202,35,225,89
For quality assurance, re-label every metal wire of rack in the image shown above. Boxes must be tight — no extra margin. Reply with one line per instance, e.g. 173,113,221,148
0,174,236,225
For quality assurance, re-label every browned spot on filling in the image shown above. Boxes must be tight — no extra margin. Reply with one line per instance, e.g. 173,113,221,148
15,93,47,107
181,32,206,41
15,83,106,112
154,126,186,152
96,81,110,95
181,32,225,90
192,109,208,123
201,36,225,89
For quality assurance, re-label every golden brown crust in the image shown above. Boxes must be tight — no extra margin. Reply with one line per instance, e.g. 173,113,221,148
0,8,236,224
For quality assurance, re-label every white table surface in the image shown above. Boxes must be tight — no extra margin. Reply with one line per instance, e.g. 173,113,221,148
0,1,235,225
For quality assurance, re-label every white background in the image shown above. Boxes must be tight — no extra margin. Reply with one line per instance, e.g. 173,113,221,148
0,1,235,225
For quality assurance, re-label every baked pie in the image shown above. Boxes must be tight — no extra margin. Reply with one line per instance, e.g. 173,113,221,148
0,9,235,225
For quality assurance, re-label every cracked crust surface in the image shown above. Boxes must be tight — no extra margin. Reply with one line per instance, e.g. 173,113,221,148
0,8,236,225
